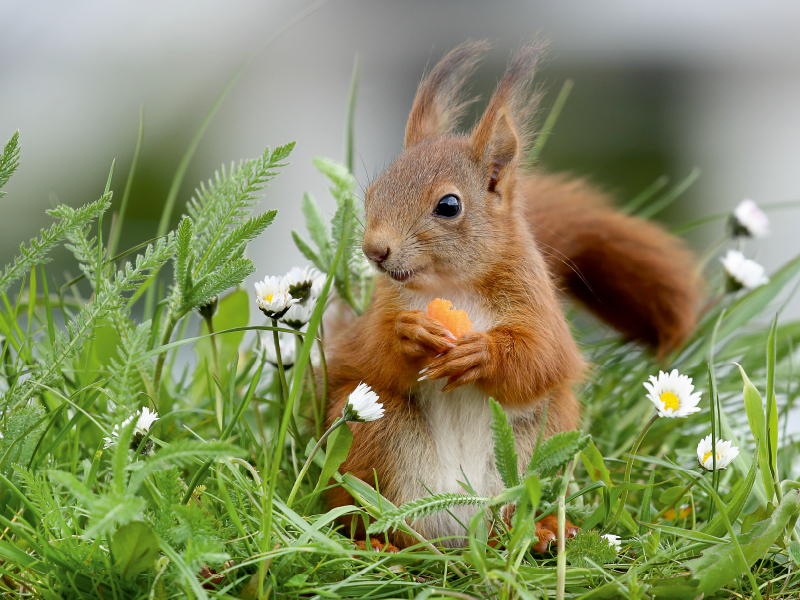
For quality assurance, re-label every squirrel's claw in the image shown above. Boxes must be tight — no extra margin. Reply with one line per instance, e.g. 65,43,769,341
397,310,456,358
421,332,490,389
441,368,482,392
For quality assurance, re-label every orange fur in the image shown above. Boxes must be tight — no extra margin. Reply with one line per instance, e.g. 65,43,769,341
324,40,700,548
520,173,700,357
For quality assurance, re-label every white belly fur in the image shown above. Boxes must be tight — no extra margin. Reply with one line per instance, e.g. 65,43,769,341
401,288,501,546
410,379,502,546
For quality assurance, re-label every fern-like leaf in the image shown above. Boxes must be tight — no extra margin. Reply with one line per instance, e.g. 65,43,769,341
0,194,110,296
175,143,291,314
200,209,276,277
175,216,195,295
490,398,520,488
528,430,591,477
301,191,331,264
312,156,356,192
330,195,355,302
367,492,491,534
108,319,152,406
0,404,45,477
13,467,54,520
126,440,245,496
6,234,173,410
184,258,254,310
0,130,20,197
111,235,175,296
566,529,618,567
187,143,293,265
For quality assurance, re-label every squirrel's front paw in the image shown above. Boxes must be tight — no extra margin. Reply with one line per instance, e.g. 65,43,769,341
396,310,456,358
418,331,490,392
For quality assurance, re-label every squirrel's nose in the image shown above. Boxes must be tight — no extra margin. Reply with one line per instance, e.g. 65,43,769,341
364,244,391,264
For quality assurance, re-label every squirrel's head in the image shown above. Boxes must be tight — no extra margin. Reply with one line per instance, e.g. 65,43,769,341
362,41,543,291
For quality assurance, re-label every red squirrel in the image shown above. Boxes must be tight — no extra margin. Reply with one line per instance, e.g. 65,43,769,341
324,41,700,550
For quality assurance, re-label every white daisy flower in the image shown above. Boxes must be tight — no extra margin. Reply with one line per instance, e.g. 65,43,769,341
280,301,315,330
262,331,296,369
644,369,702,418
284,266,319,302
720,250,769,291
342,382,384,422
254,276,296,318
103,407,159,455
731,199,770,239
602,533,622,554
136,406,159,433
696,434,739,470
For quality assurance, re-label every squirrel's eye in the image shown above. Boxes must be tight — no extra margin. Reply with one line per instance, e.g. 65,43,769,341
433,194,461,218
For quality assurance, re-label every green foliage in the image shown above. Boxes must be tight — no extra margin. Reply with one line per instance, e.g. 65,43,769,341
3,92,800,600
0,404,45,476
490,397,520,488
0,130,20,197
174,143,291,316
0,192,110,296
566,529,618,567
528,430,591,477
313,422,353,495
700,444,758,537
651,490,800,598
581,440,611,485
111,520,161,579
6,232,174,411
738,364,776,500
367,492,492,535
293,157,374,314
790,539,800,565
107,319,153,407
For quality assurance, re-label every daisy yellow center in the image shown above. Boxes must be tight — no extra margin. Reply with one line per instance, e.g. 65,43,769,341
702,452,720,464
264,293,274,303
660,391,680,411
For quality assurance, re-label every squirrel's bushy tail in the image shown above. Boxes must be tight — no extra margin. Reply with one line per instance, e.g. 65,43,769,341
519,173,701,357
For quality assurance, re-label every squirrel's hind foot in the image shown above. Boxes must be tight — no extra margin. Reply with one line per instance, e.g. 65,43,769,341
354,538,400,553
532,514,580,553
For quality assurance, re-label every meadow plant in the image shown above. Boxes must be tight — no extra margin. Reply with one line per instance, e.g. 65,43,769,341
1,83,800,600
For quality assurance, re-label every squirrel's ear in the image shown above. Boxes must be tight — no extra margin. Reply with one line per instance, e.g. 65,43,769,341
404,41,488,149
471,107,519,194
469,40,544,195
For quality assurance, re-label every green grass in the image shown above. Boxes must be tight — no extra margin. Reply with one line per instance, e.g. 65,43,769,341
2,84,800,600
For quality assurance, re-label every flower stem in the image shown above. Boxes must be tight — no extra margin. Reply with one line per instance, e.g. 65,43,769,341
286,417,346,508
271,319,290,399
602,413,659,534
153,312,180,412
204,314,224,431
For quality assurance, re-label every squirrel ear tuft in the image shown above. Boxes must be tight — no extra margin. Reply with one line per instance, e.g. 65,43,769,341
472,107,519,194
404,41,489,149
469,40,545,194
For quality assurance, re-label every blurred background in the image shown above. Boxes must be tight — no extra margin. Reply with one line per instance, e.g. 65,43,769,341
2,0,799,315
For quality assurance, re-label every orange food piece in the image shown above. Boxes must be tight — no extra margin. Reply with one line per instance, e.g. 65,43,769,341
427,298,473,339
